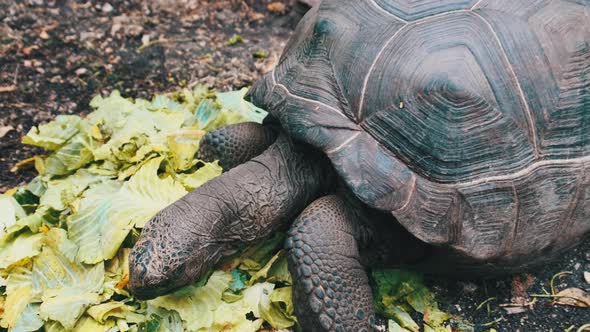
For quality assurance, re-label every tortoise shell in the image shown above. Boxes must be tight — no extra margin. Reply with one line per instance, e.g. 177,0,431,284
248,0,590,269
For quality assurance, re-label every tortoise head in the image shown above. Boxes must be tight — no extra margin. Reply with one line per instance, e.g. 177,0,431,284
128,202,224,300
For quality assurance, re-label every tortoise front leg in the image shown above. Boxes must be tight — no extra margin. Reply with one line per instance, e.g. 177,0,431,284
129,131,333,300
286,195,377,332
287,194,427,332
197,122,277,170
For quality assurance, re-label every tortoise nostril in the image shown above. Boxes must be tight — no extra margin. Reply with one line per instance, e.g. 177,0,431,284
128,240,162,292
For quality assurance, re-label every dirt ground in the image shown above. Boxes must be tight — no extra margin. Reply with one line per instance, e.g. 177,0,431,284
1,1,589,331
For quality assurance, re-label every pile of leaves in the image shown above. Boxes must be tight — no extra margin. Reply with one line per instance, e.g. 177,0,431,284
0,86,456,331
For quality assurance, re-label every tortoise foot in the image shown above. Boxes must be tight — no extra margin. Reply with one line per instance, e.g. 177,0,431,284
197,122,277,170
286,195,377,332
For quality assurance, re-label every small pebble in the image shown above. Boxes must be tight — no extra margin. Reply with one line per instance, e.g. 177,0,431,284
102,3,113,13
460,281,478,293
268,2,287,14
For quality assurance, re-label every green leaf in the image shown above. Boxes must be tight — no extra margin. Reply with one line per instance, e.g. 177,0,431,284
373,269,452,332
149,271,293,332
39,169,107,212
1,209,45,244
12,303,44,332
66,180,122,264
194,99,220,130
44,227,79,262
388,306,419,332
248,249,291,286
238,233,286,272
0,194,26,236
215,88,267,124
32,243,104,294
40,133,95,176
265,251,291,285
167,133,202,172
389,319,411,332
6,266,33,295
110,156,187,229
2,86,302,331
1,267,35,329
177,161,223,191
260,286,297,329
0,232,44,269
40,288,101,330
87,91,136,136
71,315,115,332
22,115,82,151
86,301,145,324
90,96,186,164
28,232,105,330
252,50,269,59
150,95,184,112
224,34,244,46
140,307,184,332
148,271,234,331
2,286,36,329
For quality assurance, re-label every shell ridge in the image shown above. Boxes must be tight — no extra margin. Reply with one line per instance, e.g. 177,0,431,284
326,132,362,154
507,183,520,254
471,10,541,159
393,173,417,213
368,0,409,23
471,0,485,10
452,155,590,188
324,42,354,121
558,166,586,237
448,191,464,245
357,23,408,120
274,83,351,120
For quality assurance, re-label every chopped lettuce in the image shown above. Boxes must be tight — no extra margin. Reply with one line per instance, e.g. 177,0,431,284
0,195,26,238
214,89,267,125
33,231,105,329
2,86,293,331
12,303,44,332
177,161,223,191
0,232,44,270
39,133,95,176
148,267,296,332
86,302,145,324
22,115,82,151
2,267,35,329
261,286,296,329
372,269,454,332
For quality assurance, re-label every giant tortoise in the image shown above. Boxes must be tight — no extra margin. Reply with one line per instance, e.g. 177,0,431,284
129,0,590,330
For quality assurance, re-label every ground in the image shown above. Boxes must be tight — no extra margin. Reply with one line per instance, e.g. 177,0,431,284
1,1,589,331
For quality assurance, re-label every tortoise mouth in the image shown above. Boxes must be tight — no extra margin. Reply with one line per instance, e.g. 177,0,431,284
129,283,174,301
128,260,191,300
